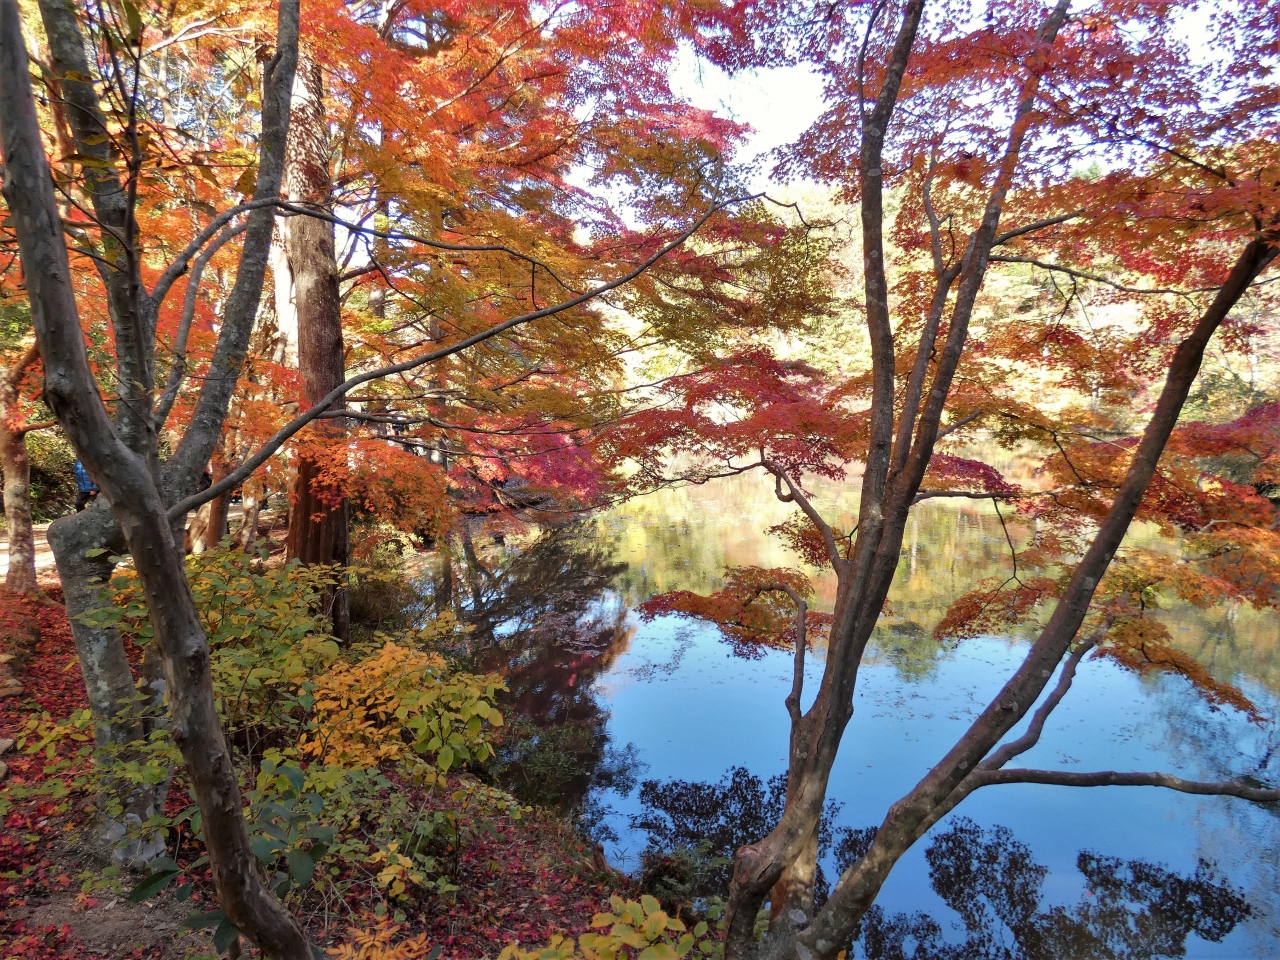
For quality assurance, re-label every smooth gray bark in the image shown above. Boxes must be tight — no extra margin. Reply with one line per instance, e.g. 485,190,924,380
0,0,310,951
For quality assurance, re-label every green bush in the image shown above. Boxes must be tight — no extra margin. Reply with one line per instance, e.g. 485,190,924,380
27,429,76,521
15,546,522,917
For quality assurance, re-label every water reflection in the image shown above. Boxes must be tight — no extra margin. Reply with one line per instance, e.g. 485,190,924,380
627,767,1252,958
629,767,847,904
412,464,1280,955
423,522,643,817
858,818,1250,960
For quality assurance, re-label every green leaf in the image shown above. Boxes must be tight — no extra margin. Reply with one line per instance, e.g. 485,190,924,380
288,848,315,887
120,0,143,43
180,909,227,931
281,765,306,794
126,868,179,902
251,836,282,861
437,745,454,771
213,917,241,953
84,548,109,558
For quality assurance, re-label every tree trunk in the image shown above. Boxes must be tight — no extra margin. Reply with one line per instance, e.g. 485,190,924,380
1,343,40,594
238,478,262,551
198,454,231,552
279,51,350,639
0,0,310,948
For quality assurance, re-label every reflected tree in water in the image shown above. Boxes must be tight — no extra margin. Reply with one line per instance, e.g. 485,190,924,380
631,767,846,905
424,521,641,815
857,818,1250,960
632,769,1249,959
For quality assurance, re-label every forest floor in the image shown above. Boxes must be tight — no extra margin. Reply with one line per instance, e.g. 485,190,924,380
0,559,629,958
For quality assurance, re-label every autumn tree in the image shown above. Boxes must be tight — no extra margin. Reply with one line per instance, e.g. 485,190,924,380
609,0,1280,957
199,0,828,551
1,1,824,954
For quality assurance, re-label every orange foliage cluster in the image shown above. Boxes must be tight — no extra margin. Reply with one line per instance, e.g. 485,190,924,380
1095,616,1263,722
637,566,822,658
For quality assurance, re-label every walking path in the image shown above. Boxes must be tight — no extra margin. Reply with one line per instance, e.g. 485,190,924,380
0,504,245,579
0,520,56,578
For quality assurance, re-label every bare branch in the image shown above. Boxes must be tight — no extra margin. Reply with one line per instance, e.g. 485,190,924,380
17,419,57,435
154,222,247,428
148,197,278,309
979,618,1109,770
992,210,1083,246
912,486,1071,504
934,409,985,442
990,254,1217,296
970,767,1280,803
742,582,810,724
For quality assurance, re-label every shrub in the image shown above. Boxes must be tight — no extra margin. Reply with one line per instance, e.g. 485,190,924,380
497,896,726,960
17,546,519,915
26,429,76,521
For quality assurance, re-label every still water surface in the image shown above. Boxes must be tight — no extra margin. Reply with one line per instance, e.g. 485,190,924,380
428,468,1280,958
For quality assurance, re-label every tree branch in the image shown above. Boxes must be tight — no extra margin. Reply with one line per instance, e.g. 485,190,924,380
992,210,1083,246
934,409,985,441
168,195,749,519
912,486,1070,504
763,459,844,571
969,767,1280,803
147,198,278,309
979,619,1109,771
154,222,247,429
990,254,1218,296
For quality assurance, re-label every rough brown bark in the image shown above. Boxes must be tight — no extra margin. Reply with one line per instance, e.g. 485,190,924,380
1,342,41,594
197,454,232,552
0,0,310,950
721,1,927,949
279,51,350,639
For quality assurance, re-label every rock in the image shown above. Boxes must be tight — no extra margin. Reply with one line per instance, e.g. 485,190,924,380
0,761,7,781
0,682,23,698
0,737,13,755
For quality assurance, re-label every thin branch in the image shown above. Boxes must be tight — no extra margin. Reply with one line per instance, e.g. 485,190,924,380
991,255,1217,296
148,197,278,308
934,409,984,442
969,767,1280,803
155,222,246,428
167,195,749,519
992,210,1083,246
993,498,1020,582
979,618,1110,771
763,458,845,571
742,582,809,724
912,486,1071,504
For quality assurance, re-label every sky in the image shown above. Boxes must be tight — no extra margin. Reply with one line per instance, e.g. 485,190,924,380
667,45,826,191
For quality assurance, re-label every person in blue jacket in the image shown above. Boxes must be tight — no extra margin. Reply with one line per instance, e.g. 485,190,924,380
74,459,99,512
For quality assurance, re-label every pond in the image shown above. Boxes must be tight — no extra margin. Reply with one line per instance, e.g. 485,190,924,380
420,466,1280,959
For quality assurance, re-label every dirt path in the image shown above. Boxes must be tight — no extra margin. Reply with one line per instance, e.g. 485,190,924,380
0,520,56,578
0,506,247,580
